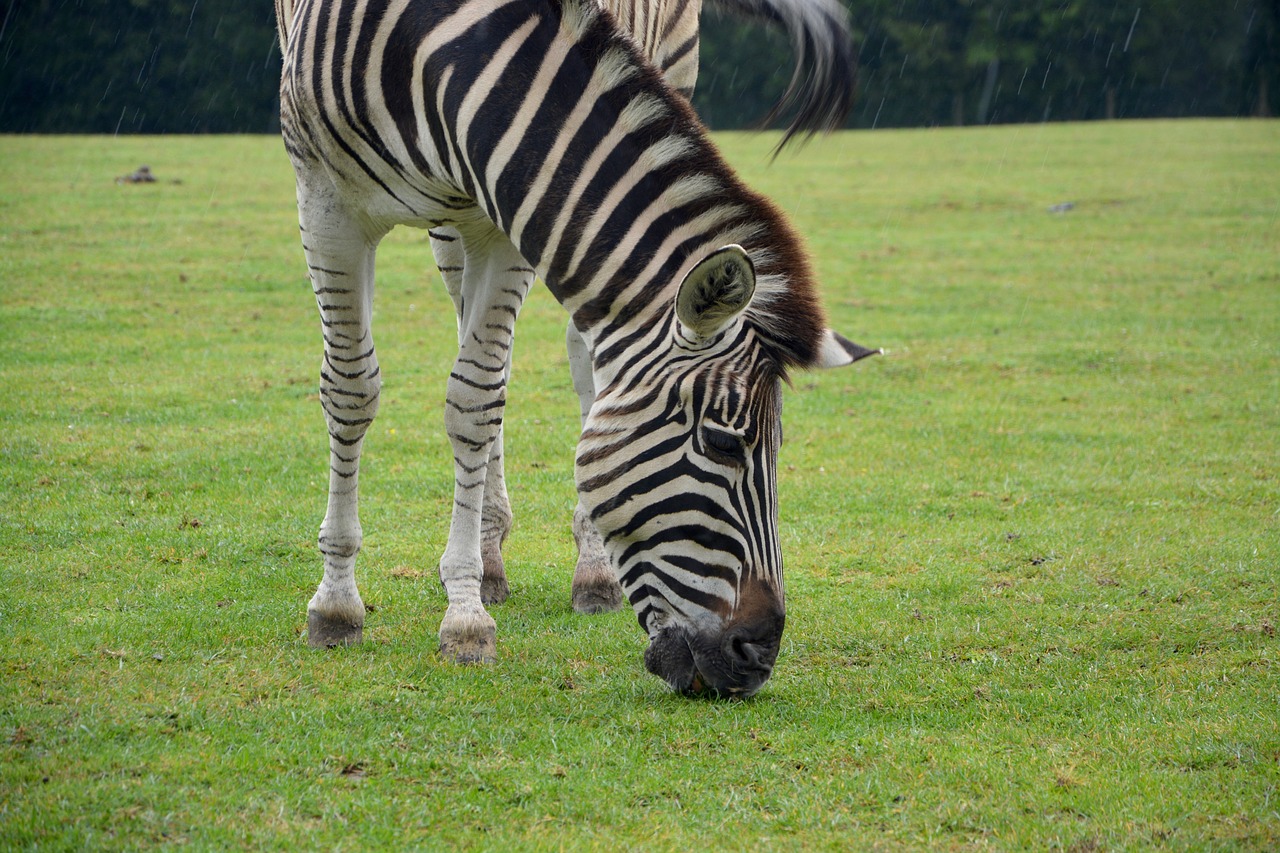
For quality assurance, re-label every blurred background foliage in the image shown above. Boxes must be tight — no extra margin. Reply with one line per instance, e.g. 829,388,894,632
0,0,1276,133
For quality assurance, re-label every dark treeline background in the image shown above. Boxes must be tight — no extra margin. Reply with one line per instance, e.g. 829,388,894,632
1,0,1276,134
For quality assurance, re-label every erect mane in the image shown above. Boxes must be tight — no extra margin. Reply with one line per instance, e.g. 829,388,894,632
738,191,829,373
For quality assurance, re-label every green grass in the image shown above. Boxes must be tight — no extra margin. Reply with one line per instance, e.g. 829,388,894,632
1,120,1277,849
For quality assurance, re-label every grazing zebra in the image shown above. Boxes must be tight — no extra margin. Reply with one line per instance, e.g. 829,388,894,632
426,0,856,615
276,0,876,697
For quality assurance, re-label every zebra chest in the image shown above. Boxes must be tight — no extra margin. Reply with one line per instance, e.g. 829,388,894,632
283,106,483,231
317,148,486,232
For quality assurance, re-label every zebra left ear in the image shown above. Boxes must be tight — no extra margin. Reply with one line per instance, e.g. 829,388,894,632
814,329,882,369
676,245,756,343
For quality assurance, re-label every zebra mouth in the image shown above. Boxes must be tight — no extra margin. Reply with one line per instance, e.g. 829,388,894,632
643,620,782,700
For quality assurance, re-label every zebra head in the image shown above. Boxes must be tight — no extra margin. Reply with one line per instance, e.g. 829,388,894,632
576,245,875,698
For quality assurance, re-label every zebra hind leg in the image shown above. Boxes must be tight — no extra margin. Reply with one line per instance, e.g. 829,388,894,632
566,322,623,614
432,226,513,606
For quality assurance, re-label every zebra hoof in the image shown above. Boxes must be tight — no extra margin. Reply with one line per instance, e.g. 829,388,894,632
440,634,497,664
572,577,624,614
307,610,363,648
439,605,497,664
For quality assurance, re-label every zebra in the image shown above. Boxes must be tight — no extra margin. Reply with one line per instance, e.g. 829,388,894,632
276,0,877,697
422,0,857,615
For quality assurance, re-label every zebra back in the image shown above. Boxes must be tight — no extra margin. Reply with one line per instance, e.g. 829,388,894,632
275,0,855,147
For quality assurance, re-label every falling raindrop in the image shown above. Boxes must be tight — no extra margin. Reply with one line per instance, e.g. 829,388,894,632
0,2,13,43
872,95,886,129
1123,8,1141,53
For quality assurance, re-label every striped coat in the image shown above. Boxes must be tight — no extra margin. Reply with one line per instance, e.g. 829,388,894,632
276,0,874,697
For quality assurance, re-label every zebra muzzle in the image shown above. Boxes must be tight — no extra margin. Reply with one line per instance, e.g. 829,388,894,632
643,612,784,700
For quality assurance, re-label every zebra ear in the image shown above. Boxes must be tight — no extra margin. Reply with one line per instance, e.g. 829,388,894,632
814,329,882,369
676,244,756,343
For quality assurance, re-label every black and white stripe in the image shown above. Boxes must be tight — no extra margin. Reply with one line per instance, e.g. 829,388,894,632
277,0,874,695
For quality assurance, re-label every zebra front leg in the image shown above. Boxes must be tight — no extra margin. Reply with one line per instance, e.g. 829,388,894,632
297,179,385,648
437,229,530,662
432,225,513,605
566,322,623,614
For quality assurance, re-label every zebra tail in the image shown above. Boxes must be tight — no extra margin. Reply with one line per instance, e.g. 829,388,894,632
706,0,856,150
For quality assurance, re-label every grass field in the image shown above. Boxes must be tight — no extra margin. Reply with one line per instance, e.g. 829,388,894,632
1,119,1277,849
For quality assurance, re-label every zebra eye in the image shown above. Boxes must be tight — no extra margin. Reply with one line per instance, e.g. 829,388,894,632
702,426,745,460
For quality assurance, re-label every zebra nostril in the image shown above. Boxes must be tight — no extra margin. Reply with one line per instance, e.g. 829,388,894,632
729,635,750,664
725,631,770,671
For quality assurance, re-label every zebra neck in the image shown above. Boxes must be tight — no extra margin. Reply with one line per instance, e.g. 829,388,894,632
411,0,822,369
433,0,776,365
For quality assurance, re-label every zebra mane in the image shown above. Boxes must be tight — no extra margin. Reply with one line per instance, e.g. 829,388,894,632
552,0,830,372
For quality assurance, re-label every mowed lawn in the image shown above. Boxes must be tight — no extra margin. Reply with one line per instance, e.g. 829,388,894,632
1,120,1276,849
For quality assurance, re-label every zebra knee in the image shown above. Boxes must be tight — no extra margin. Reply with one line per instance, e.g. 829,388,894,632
318,528,362,561
319,370,381,446
443,382,505,458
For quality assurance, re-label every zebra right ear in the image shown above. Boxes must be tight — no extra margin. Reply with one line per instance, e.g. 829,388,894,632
676,245,756,344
